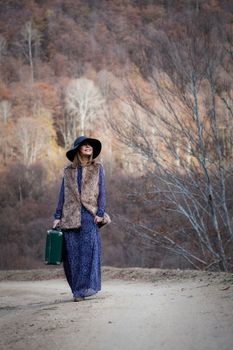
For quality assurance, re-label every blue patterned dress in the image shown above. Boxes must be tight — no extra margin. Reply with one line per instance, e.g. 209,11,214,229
54,164,106,298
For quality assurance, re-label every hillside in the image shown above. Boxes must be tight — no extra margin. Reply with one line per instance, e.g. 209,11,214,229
0,0,233,271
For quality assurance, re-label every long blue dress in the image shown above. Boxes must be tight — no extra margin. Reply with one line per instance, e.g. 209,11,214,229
54,164,106,298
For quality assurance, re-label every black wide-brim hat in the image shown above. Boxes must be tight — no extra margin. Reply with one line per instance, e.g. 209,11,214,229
66,136,102,162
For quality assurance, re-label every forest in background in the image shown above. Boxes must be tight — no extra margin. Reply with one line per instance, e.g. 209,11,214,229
0,0,232,271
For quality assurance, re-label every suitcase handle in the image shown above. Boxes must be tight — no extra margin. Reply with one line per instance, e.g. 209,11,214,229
52,225,61,230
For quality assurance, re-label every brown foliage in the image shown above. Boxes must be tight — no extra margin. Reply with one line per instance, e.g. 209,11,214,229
0,82,11,100
0,162,59,269
0,0,232,269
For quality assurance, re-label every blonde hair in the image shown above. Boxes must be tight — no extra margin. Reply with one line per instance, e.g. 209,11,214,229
72,150,94,167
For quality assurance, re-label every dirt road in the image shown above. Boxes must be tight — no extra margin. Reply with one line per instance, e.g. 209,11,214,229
0,270,233,350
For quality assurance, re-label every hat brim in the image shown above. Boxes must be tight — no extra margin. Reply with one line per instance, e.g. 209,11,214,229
66,138,102,162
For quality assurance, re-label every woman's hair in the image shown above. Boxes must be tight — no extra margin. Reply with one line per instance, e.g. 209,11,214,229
73,149,94,167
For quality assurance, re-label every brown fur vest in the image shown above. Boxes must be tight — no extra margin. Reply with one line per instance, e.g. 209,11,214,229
60,162,100,230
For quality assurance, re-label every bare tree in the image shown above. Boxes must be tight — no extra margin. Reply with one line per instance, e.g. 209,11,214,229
0,100,12,164
0,35,7,63
110,21,233,271
20,21,41,82
64,78,104,141
0,100,11,124
97,69,116,102
17,117,51,166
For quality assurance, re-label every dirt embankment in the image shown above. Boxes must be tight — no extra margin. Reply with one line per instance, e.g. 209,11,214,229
1,266,233,285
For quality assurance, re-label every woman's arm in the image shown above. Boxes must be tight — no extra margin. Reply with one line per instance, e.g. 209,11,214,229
96,165,106,218
53,177,65,220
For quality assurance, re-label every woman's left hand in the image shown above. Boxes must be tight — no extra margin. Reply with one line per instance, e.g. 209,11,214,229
94,215,103,224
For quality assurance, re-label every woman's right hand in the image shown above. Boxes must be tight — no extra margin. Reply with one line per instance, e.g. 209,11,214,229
53,219,61,229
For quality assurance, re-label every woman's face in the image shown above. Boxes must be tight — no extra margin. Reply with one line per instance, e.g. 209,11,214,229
79,143,93,156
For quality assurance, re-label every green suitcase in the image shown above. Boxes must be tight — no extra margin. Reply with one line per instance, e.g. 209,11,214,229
44,228,63,265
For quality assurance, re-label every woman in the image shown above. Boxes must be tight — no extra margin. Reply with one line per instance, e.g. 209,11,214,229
53,136,110,302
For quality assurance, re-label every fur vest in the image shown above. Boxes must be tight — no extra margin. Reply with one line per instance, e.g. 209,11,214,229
60,162,101,230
